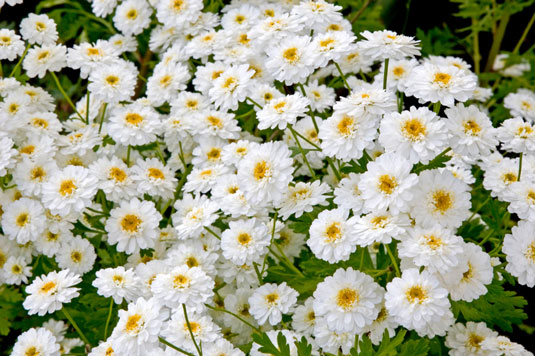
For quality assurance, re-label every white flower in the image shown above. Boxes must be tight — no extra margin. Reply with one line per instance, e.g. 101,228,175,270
2,197,46,244
358,30,420,61
503,179,535,221
23,269,82,316
352,210,410,246
20,13,58,45
385,268,453,337
249,282,298,325
307,208,358,263
105,198,162,254
156,0,203,29
110,297,168,356
481,335,531,356
151,265,214,311
496,117,535,154
208,64,254,111
405,62,478,107
445,322,498,356
503,220,535,287
131,158,177,200
292,297,316,336
11,328,60,356
0,29,25,61
88,61,138,104
92,266,140,303
2,255,32,285
313,267,383,333
56,236,97,275
23,44,67,78
333,173,367,214
257,93,310,130
278,181,330,220
42,166,98,217
504,89,535,122
380,106,448,164
204,338,245,356
113,0,152,35
0,135,17,176
108,103,162,146
172,194,219,239
221,218,270,266
358,152,419,214
237,141,294,206
88,156,137,203
410,169,472,229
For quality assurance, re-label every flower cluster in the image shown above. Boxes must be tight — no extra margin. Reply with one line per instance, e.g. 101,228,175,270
1,1,534,356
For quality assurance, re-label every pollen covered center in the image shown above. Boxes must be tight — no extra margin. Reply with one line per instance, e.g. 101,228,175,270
423,234,443,250
282,47,299,64
265,292,279,305
39,281,57,294
463,120,481,136
433,72,451,86
173,274,190,288
336,287,359,310
405,285,428,304
105,75,120,86
325,222,342,242
16,213,29,227
120,214,142,233
125,314,142,333
148,168,165,180
432,190,453,214
125,113,143,126
253,160,270,181
378,174,398,195
109,167,127,183
337,115,355,137
59,179,77,196
237,232,252,246
402,118,427,141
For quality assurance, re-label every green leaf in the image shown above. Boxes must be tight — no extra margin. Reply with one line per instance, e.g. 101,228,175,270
376,329,407,356
398,339,430,356
295,336,313,356
411,150,452,174
252,332,282,356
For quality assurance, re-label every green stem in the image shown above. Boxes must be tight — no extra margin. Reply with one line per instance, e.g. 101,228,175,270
478,229,494,246
383,58,389,90
513,10,535,54
104,298,114,339
472,17,481,75
467,195,491,222
291,128,321,150
333,62,351,91
159,337,196,356
98,103,108,134
385,244,400,277
246,96,263,109
518,152,523,181
155,141,166,163
326,157,341,181
273,243,305,277
126,145,132,167
62,308,90,346
204,304,261,333
261,210,279,276
397,91,404,113
433,102,441,114
289,126,316,178
50,72,84,121
9,43,30,78
182,304,202,356
204,226,221,240
84,92,90,124
296,83,320,132
350,0,373,24
485,11,511,72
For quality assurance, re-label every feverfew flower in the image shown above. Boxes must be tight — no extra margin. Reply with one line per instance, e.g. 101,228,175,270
11,328,60,356
445,322,498,356
257,93,310,130
1,197,46,244
221,218,270,266
496,117,535,154
0,29,25,61
313,267,383,333
108,103,162,146
359,30,420,61
504,89,535,122
208,64,254,111
88,61,138,104
172,194,219,239
503,220,535,287
20,13,58,45
93,266,139,303
23,44,67,78
131,158,177,200
113,0,152,36
278,181,330,220
249,282,298,325
23,269,82,316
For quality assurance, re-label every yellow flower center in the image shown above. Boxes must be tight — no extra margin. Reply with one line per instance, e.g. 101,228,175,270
265,293,279,305
25,346,39,356
432,190,453,214
105,75,120,86
59,179,77,196
109,167,127,183
37,50,50,61
237,233,252,246
39,281,57,294
524,243,535,262
71,251,82,263
148,168,164,180
336,288,359,310
325,222,342,242
337,115,355,137
235,14,245,24
433,72,451,85
467,333,484,349
517,125,533,138
405,285,427,304
120,214,142,233
173,274,190,288
462,263,474,281
186,257,198,268
273,101,286,113
282,47,299,63
402,118,427,141
253,160,270,181
125,113,143,126
378,174,398,195
86,47,101,56
463,120,481,136
207,148,221,161
31,118,49,128
172,0,183,11
206,115,223,128
371,215,388,229
1,36,11,45
125,314,142,333
16,213,29,227
126,9,138,20
423,234,443,250
393,66,405,77
20,145,35,155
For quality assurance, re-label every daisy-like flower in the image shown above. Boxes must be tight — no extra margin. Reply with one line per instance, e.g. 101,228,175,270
333,173,366,214
110,297,168,356
2,197,46,244
319,109,377,161
23,44,67,78
41,166,98,217
88,156,137,203
249,282,298,325
504,89,535,122
313,267,383,333
307,208,359,263
503,179,535,221
237,141,294,206
440,243,493,302
445,322,498,356
257,93,310,130
108,103,162,146
0,134,17,176
11,328,60,356
385,268,453,337
93,266,139,304
292,297,317,336
358,30,420,61
311,30,355,68
313,323,354,355
208,64,254,111
503,219,535,287
20,13,58,45
377,58,418,92
0,29,25,62
291,0,343,30
196,110,241,140
165,241,219,277
405,62,478,107
66,40,119,79
379,106,448,164
221,218,270,266
409,169,472,229
358,152,419,214
151,265,214,311
90,0,118,17
13,158,58,197
2,255,32,285
105,198,162,254
444,103,498,157
88,61,138,104
172,194,218,238
156,0,204,29
278,181,330,220
146,62,190,106
23,269,82,316
496,117,535,154
398,225,464,273
481,335,531,356
482,156,519,199
351,210,410,246
56,236,97,275
113,0,152,35
204,338,245,356
304,80,336,112
131,158,177,200
265,35,318,85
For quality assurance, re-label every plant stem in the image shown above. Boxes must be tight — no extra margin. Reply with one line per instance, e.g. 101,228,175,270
246,96,263,109
513,10,535,54
50,72,84,121
433,102,441,114
383,58,389,90
350,0,372,24
472,17,481,75
326,157,341,181
296,83,320,132
334,62,352,91
518,152,523,181
9,43,30,77
261,210,279,276
126,145,132,167
485,11,511,72
273,243,305,277
204,226,221,240
84,92,90,124
289,126,316,178
159,337,196,356
385,244,400,277
104,298,114,339
467,195,491,222
98,103,108,134
62,308,90,346
182,304,202,356
204,304,261,333
291,128,321,150
397,91,404,113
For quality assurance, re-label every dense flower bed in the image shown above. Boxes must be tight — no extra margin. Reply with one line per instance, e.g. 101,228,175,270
1,0,534,355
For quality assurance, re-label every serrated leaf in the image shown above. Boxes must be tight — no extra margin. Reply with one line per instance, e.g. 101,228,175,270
296,336,312,356
398,339,429,356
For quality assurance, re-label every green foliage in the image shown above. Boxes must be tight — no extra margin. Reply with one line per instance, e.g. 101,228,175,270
0,286,23,336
